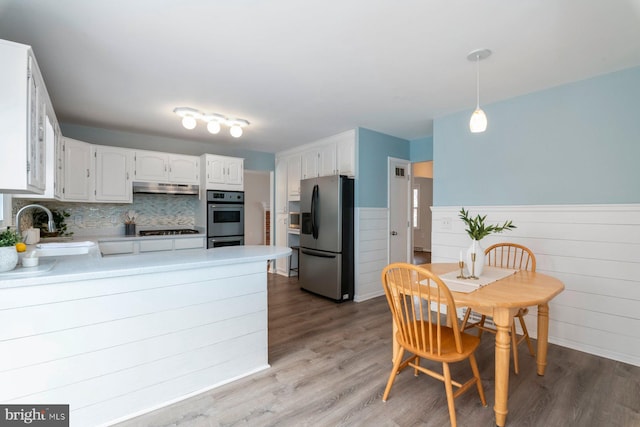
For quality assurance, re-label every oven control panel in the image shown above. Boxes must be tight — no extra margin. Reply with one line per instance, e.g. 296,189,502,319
207,190,244,203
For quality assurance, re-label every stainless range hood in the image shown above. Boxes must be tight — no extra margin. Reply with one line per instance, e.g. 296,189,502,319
132,182,199,195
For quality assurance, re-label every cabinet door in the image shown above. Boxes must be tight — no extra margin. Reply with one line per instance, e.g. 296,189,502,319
206,156,226,184
275,158,287,213
168,154,199,184
337,137,355,177
54,123,64,199
225,158,243,185
26,57,47,191
287,155,301,199
135,150,168,182
301,151,318,179
275,213,289,275
317,143,337,177
62,138,92,201
95,146,132,202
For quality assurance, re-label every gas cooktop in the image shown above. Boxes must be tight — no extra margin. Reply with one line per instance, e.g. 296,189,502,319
138,229,200,236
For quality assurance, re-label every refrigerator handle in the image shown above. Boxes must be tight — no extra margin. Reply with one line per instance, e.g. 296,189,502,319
311,184,319,239
301,248,336,258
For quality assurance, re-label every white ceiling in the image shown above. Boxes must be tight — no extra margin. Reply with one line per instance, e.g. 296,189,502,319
1,1,640,154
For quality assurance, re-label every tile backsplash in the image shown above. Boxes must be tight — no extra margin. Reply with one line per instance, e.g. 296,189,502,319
13,194,200,237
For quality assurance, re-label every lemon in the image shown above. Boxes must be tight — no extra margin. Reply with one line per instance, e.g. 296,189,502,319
16,242,27,252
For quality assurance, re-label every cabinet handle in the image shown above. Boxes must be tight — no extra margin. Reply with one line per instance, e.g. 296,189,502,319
86,169,90,178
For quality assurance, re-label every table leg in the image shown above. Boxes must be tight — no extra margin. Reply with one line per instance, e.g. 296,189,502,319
536,303,550,376
493,308,512,427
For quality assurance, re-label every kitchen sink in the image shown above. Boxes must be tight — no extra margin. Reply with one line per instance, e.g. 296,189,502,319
35,241,99,257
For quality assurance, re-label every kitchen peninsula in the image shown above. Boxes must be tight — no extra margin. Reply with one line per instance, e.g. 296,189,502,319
0,245,290,426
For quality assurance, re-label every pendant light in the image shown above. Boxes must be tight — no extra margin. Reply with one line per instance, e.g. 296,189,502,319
467,49,491,133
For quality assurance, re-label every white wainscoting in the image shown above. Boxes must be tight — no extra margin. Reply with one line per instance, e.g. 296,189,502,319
432,204,640,367
355,208,388,302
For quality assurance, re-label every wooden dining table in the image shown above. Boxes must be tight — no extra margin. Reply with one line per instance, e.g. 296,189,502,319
415,263,565,427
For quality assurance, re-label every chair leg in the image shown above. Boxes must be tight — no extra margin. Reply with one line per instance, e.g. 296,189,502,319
477,315,486,339
382,348,405,402
442,362,457,427
461,308,472,331
468,353,487,406
518,313,536,356
511,323,520,375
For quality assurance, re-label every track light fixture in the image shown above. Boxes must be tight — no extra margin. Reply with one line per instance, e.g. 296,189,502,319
173,107,250,138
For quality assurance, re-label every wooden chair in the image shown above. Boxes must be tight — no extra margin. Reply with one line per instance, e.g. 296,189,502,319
381,263,486,427
460,242,537,374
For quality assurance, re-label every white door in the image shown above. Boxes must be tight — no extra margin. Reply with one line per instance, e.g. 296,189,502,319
388,157,411,263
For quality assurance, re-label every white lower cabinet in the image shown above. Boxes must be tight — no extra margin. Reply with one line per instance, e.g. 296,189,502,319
99,236,206,256
99,241,135,256
139,239,174,252
274,213,289,275
174,237,205,250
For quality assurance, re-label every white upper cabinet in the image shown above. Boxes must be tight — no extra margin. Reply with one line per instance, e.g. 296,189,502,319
275,157,288,214
202,154,244,191
318,142,337,176
287,155,302,199
134,150,199,184
168,154,199,184
301,150,317,180
0,40,55,194
61,137,93,202
134,150,167,182
94,145,133,202
295,130,355,180
336,134,355,176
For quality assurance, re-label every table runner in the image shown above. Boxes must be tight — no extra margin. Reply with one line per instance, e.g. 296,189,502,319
438,266,518,293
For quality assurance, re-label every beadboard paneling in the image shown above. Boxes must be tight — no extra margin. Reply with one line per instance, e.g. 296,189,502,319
432,204,640,367
355,208,387,301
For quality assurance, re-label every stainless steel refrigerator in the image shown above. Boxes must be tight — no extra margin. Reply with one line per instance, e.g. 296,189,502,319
299,175,354,301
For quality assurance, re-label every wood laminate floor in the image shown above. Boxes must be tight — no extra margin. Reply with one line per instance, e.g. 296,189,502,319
115,273,639,427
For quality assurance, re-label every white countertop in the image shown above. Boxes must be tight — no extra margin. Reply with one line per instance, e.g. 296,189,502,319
0,245,291,289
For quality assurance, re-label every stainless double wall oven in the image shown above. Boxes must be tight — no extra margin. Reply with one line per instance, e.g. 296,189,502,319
207,190,245,248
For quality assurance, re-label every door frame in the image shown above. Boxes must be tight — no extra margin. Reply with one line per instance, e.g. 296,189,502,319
387,157,412,263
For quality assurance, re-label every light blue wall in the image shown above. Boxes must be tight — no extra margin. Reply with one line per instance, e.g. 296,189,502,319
357,127,410,208
60,123,275,171
410,135,433,162
433,66,640,206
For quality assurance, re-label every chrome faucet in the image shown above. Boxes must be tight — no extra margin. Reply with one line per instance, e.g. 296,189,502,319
15,204,56,236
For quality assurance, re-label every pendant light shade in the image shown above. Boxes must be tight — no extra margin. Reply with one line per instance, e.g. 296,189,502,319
467,49,491,133
470,108,487,133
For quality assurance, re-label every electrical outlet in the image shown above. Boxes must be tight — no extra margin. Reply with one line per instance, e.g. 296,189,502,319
441,217,452,230
74,215,83,226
